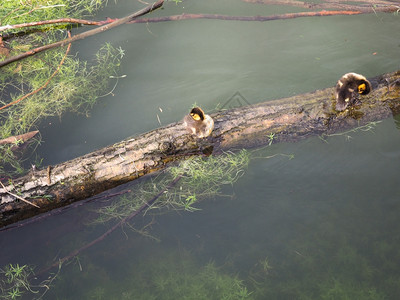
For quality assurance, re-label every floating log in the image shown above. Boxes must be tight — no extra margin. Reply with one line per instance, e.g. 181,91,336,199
1,70,399,227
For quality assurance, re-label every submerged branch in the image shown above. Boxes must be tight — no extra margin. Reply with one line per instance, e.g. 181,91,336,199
0,0,164,68
40,175,182,274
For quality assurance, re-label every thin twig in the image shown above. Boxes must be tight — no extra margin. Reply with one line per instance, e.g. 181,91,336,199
0,18,105,32
0,0,164,68
0,31,72,111
0,181,40,208
9,5,67,21
0,189,132,232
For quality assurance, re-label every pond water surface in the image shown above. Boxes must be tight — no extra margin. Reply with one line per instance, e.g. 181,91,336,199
1,0,400,299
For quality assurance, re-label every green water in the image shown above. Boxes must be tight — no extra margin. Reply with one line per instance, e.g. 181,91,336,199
1,0,400,299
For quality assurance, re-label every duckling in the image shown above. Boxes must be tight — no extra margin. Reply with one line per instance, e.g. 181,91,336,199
335,72,372,111
183,107,214,138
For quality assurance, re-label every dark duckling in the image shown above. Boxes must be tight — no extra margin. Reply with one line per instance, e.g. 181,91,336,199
183,107,214,138
335,72,372,111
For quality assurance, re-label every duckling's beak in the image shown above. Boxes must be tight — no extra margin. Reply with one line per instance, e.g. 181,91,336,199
191,113,201,121
358,83,366,94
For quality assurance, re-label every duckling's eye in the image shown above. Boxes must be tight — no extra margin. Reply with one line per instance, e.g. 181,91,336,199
191,113,201,121
358,83,366,93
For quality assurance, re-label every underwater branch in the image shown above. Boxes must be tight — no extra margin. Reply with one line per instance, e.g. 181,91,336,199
39,175,182,274
0,70,399,227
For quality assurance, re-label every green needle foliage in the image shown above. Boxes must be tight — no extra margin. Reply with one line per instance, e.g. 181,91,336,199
0,0,123,176
61,251,253,300
1,0,106,29
133,253,252,300
93,150,251,224
0,264,35,299
0,43,124,137
0,263,61,299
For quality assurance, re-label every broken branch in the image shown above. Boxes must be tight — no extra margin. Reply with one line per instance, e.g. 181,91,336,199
0,181,40,208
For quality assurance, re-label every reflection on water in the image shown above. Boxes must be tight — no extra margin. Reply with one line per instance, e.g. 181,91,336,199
2,0,400,298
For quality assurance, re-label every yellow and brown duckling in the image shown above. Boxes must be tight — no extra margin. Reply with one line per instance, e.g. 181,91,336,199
335,72,372,111
183,107,214,138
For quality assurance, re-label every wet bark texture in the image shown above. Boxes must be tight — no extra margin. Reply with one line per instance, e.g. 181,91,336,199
1,70,399,227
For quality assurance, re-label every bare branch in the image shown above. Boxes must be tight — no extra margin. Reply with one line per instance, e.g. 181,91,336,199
0,0,164,68
0,130,39,145
0,181,40,208
129,10,363,24
242,0,399,13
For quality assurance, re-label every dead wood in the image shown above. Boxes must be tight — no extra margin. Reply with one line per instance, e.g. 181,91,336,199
0,130,39,145
242,0,399,13
0,70,399,227
0,0,164,68
128,10,363,24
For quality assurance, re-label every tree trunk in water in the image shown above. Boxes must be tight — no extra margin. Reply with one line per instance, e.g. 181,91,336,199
1,70,399,227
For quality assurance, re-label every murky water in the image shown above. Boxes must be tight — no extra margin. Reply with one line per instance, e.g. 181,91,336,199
1,0,400,299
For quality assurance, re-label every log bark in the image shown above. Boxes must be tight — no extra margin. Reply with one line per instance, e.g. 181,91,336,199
1,70,399,227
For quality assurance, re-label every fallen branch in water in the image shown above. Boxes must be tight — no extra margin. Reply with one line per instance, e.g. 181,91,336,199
129,10,363,24
0,130,39,145
1,70,399,228
0,0,164,68
241,0,399,13
0,189,132,232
